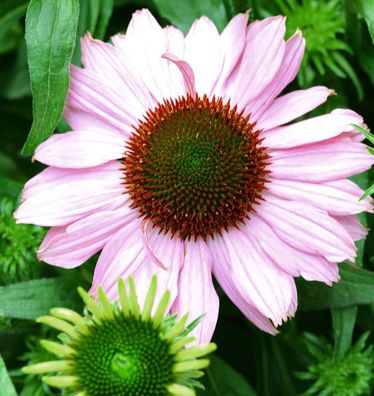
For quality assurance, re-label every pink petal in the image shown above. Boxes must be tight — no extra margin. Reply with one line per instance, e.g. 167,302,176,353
267,178,372,215
333,215,368,242
65,66,137,136
244,215,339,285
90,219,147,298
262,109,363,149
269,137,374,182
184,16,223,96
80,32,154,114
14,162,126,226
34,129,125,168
38,204,137,268
225,16,286,109
210,237,278,334
257,86,333,130
171,239,219,344
213,13,249,95
212,223,297,327
115,9,185,101
259,195,356,262
249,30,305,118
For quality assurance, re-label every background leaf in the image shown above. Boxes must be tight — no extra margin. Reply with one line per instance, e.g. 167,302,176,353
152,0,228,33
298,263,374,310
0,278,86,320
0,354,17,396
198,355,257,396
22,0,79,155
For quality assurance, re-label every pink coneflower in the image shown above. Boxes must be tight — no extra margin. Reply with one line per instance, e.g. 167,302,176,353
15,10,373,342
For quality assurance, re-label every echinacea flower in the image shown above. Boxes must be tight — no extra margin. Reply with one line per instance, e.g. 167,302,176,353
22,276,216,396
15,9,373,342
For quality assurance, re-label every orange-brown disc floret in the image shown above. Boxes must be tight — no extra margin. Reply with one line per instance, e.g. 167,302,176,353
124,94,269,240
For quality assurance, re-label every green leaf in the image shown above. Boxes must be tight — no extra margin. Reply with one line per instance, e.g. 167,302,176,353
358,0,374,44
0,0,28,55
353,123,374,144
0,354,17,396
0,176,22,199
95,0,114,40
153,0,228,33
197,355,257,396
22,0,79,155
361,183,374,199
0,278,86,320
298,263,374,310
331,306,357,359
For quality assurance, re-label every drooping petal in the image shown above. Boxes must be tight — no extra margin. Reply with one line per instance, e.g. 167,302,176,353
267,178,372,215
14,161,126,226
212,223,297,327
269,137,373,182
34,129,125,168
259,195,356,262
225,16,286,109
184,16,223,96
38,204,137,268
262,109,363,149
210,236,278,334
257,86,333,130
243,215,340,285
333,215,368,242
171,239,219,344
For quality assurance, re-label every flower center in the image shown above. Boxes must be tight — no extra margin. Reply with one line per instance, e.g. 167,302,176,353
124,94,269,240
72,315,173,396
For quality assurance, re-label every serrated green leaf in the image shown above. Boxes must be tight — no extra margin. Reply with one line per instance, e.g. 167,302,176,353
0,354,17,396
22,0,79,155
0,278,86,320
197,355,257,396
298,263,374,310
153,0,228,33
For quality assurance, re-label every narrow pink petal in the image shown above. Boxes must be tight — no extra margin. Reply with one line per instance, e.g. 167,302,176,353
213,13,249,95
249,30,305,117
257,86,334,130
225,16,286,108
269,137,374,182
210,237,278,334
162,53,196,97
171,239,219,344
244,215,339,285
259,195,356,262
216,224,297,326
262,109,363,149
267,178,372,215
184,16,223,96
34,129,124,168
14,162,126,226
333,215,368,242
38,204,137,268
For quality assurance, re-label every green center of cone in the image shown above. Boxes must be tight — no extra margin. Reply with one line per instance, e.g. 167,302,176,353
72,314,173,396
124,95,269,240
